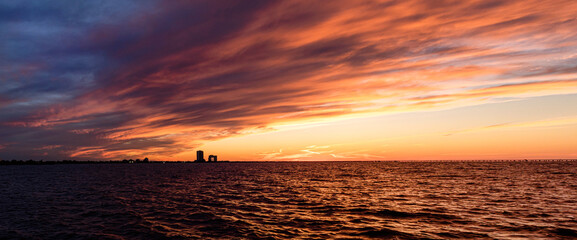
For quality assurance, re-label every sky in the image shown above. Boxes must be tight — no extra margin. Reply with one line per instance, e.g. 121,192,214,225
1,0,577,161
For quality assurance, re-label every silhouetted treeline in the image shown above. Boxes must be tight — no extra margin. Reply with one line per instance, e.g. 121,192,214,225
0,157,152,165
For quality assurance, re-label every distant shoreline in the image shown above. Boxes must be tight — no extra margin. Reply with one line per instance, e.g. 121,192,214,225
1,159,575,165
0,160,231,165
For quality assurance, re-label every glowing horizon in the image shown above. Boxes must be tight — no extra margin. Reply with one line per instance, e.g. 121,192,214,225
1,0,577,161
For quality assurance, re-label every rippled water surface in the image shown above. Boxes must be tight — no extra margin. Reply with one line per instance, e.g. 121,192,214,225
1,161,577,239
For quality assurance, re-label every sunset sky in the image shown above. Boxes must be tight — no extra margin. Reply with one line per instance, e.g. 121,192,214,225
1,0,577,161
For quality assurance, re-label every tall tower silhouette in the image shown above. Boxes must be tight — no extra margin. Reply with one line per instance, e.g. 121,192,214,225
196,150,205,162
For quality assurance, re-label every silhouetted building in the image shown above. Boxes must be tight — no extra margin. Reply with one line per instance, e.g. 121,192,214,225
208,155,217,162
196,150,205,162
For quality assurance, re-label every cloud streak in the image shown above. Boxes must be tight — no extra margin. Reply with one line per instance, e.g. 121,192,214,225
1,0,577,160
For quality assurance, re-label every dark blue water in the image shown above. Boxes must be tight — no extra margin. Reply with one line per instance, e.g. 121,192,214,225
1,161,577,239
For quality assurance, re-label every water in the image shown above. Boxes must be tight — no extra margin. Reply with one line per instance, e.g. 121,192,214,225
1,161,576,239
